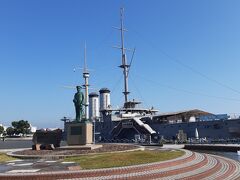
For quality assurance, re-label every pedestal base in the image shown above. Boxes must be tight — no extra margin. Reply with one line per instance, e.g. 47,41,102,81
66,122,93,145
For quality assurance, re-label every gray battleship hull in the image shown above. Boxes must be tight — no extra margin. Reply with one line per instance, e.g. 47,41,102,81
95,118,240,142
150,119,240,140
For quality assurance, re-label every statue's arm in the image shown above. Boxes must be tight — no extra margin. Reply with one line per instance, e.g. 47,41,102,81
73,94,78,103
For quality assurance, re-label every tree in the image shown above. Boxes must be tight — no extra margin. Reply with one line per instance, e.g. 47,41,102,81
0,126,4,135
12,120,30,136
6,127,15,136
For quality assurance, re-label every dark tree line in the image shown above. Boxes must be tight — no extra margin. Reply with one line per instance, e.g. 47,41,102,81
0,126,4,135
5,120,30,136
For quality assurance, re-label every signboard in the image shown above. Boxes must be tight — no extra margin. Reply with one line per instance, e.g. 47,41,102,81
71,126,82,135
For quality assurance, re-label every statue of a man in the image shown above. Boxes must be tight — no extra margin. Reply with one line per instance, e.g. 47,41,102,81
73,86,84,122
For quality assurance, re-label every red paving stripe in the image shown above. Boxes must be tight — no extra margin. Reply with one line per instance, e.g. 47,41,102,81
124,154,208,180
179,157,221,180
216,158,237,180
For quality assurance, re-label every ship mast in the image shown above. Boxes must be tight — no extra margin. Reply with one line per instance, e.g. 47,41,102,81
83,43,90,120
119,7,130,104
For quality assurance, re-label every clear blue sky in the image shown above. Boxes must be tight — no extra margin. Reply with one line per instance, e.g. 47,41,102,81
1,0,240,128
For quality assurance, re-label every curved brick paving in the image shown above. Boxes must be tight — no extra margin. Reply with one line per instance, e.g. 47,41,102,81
0,150,239,180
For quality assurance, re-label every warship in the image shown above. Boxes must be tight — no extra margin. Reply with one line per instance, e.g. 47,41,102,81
68,8,240,143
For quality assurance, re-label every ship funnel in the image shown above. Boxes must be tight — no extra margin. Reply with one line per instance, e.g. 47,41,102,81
89,92,99,120
99,88,111,111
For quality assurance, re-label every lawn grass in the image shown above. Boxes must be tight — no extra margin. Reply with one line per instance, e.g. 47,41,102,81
0,153,16,162
64,150,185,169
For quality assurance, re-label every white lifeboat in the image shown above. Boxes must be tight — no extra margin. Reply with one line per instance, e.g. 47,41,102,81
195,128,199,140
237,151,240,156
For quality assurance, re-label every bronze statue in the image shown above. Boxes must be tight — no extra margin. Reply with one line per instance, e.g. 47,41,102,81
73,86,84,122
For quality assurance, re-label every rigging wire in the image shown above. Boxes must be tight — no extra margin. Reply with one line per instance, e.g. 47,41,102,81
129,75,150,107
110,75,123,95
127,47,136,78
131,29,240,96
92,29,114,52
133,73,240,102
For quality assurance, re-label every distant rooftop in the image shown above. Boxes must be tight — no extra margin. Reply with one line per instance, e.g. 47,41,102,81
157,109,212,117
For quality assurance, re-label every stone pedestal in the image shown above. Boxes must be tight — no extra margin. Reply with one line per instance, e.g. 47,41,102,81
66,122,93,145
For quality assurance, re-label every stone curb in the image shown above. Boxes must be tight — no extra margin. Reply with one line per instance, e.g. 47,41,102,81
6,146,145,159
0,148,31,153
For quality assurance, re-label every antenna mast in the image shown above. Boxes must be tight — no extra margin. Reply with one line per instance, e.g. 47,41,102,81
119,7,130,104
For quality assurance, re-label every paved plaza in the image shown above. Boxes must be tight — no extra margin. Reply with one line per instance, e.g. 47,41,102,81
0,148,240,180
